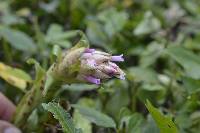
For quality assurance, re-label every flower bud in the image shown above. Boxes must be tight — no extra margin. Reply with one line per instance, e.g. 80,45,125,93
52,45,125,85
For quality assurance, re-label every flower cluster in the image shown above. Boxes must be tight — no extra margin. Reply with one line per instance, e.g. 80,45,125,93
77,48,125,84
53,45,125,85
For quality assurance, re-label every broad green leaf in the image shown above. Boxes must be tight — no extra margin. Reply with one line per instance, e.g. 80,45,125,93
145,100,178,133
97,7,128,38
62,84,98,91
134,11,161,36
42,102,81,133
182,77,200,94
72,104,116,128
86,21,107,46
127,113,144,133
0,27,36,53
0,62,31,91
120,113,144,133
45,24,77,48
73,98,94,133
127,67,158,83
166,46,200,79
73,110,92,133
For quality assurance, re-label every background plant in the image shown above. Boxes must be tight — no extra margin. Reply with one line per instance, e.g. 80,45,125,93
0,0,200,133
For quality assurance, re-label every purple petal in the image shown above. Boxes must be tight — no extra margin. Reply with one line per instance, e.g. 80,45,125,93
86,59,96,67
84,48,95,53
82,53,93,59
109,62,119,69
104,66,117,75
119,74,125,80
85,76,101,84
111,54,124,62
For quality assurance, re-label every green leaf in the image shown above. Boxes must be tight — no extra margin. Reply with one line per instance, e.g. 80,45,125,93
72,104,116,128
62,84,98,91
127,113,144,133
73,110,92,133
127,67,158,83
52,45,62,62
42,102,81,133
166,46,200,79
134,11,161,36
97,7,128,38
145,100,178,133
0,27,36,53
45,24,77,48
27,58,45,83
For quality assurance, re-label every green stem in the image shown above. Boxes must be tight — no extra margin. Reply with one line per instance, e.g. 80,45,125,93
13,66,61,129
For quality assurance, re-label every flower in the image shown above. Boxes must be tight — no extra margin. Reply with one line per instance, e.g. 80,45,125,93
77,48,125,84
52,46,125,85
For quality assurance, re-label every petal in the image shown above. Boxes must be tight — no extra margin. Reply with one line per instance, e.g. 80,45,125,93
84,48,95,53
86,59,96,68
85,76,101,84
81,53,93,59
111,54,124,62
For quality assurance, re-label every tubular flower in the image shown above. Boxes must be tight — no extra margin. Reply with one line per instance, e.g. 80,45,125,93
52,46,125,85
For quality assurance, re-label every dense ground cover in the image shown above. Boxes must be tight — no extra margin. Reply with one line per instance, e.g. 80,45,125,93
0,0,200,132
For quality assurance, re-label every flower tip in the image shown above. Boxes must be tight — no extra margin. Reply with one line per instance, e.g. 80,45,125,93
111,54,124,62
85,76,101,85
119,74,125,80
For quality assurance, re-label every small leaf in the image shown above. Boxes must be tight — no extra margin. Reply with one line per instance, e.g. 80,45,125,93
27,58,45,83
42,102,81,133
134,11,161,36
52,45,62,62
0,26,36,53
166,46,200,79
72,104,116,128
145,100,178,133
0,62,31,91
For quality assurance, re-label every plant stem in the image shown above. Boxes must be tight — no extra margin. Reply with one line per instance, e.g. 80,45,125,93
13,65,61,129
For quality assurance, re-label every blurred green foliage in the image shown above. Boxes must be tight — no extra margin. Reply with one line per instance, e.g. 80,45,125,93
1,0,200,132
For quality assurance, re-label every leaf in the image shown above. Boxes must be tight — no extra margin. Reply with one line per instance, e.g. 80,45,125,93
0,62,31,91
62,84,98,91
73,110,92,133
134,11,161,36
72,104,116,128
127,67,158,83
27,58,45,83
42,102,81,133
166,46,200,79
45,24,77,48
127,113,144,133
97,7,128,38
52,45,62,62
145,100,178,133
73,98,94,133
0,26,36,53
182,77,200,94
86,21,107,46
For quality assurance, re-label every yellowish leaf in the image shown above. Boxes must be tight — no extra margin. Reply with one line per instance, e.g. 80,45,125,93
0,62,32,91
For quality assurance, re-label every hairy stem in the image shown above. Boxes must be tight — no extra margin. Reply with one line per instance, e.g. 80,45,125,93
13,65,61,129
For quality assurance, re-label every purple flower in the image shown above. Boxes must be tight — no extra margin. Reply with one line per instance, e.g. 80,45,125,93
77,49,125,84
56,44,125,85
111,54,124,62
85,76,101,85
84,48,95,53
